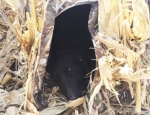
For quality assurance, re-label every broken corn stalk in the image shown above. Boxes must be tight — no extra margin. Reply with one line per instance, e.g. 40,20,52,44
1,73,11,86
96,0,150,114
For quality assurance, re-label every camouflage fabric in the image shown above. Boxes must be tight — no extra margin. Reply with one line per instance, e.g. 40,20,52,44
33,0,104,108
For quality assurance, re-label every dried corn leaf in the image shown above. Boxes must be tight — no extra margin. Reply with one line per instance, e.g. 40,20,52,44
39,106,67,115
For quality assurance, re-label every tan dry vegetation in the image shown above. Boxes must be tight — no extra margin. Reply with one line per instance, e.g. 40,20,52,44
0,0,150,115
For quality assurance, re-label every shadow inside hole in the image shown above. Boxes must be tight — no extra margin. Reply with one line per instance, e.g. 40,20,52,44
45,4,96,100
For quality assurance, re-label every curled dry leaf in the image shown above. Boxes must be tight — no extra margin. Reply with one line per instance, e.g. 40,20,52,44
65,96,85,108
5,106,19,115
0,88,25,111
1,0,150,114
39,106,67,115
26,99,38,114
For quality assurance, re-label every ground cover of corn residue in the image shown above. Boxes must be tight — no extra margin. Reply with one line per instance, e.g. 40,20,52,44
0,0,150,115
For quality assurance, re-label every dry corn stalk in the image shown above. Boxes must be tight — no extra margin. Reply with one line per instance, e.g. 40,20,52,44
1,0,150,114
93,0,150,114
1,72,11,85
98,0,150,42
2,0,44,113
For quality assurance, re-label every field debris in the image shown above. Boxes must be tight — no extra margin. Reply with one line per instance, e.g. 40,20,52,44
0,0,150,115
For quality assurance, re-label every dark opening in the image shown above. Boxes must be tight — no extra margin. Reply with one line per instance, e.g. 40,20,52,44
46,4,96,100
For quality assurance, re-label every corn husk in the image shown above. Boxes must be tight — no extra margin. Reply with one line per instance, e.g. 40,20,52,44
0,0,150,115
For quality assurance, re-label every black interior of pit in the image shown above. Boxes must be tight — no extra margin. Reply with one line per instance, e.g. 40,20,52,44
44,4,96,94
50,4,94,53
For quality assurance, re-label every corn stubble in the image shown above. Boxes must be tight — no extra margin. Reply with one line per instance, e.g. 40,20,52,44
92,0,150,114
0,0,150,115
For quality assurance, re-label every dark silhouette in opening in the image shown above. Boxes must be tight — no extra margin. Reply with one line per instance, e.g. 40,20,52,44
46,4,96,100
